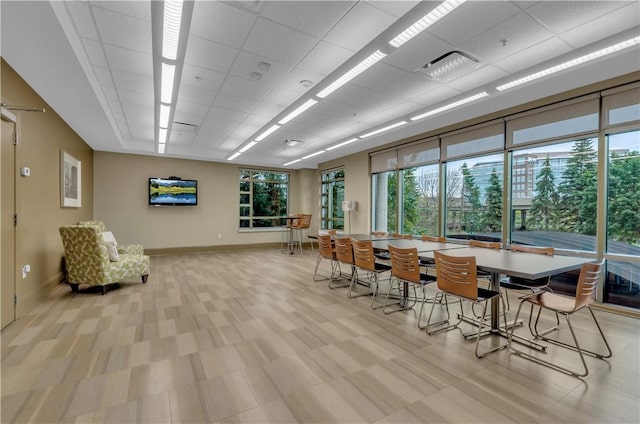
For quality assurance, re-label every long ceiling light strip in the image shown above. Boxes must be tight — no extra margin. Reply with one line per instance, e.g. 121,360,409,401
317,50,387,99
158,143,166,154
227,152,242,161
410,92,489,121
239,141,258,153
326,138,358,151
162,0,183,60
302,150,326,160
360,121,407,139
160,63,175,103
159,104,171,128
158,128,168,143
283,159,302,166
389,0,466,48
278,99,318,125
497,36,640,91
254,124,281,142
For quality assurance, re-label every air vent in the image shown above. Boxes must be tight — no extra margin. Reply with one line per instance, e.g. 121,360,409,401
416,51,480,82
172,121,197,133
283,139,305,148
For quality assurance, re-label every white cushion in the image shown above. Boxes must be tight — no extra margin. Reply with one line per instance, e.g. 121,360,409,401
105,241,119,262
101,231,118,246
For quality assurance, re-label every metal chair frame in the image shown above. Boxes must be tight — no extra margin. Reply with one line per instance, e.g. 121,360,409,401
331,237,355,289
313,234,341,282
508,261,612,377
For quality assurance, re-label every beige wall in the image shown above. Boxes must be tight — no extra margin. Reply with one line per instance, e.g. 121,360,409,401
1,59,94,316
94,151,318,250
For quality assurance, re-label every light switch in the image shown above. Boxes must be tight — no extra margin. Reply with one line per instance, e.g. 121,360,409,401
20,167,30,177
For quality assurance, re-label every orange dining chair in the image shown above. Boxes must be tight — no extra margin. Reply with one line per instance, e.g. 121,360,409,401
313,234,339,283
350,238,392,309
331,236,355,289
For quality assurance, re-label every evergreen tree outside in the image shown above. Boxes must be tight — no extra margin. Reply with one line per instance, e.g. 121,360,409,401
481,168,502,232
401,168,420,234
529,156,559,231
608,150,640,245
557,139,597,233
387,171,398,232
461,163,482,233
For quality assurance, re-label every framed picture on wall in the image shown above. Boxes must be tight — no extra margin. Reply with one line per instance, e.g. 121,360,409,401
60,150,81,208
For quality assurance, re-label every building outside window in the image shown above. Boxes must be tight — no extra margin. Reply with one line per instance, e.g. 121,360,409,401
320,168,344,230
239,169,288,229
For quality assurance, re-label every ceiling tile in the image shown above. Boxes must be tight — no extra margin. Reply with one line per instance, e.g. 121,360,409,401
214,93,258,112
351,63,408,92
90,1,150,21
243,18,319,66
278,66,326,94
103,44,152,76
190,1,255,49
242,113,272,128
118,88,153,108
261,1,355,38
174,99,208,125
460,12,554,65
111,70,153,94
112,112,130,139
366,1,421,18
494,37,572,74
66,2,99,40
102,85,119,102
93,66,114,87
380,73,438,102
177,84,216,107
320,83,375,106
81,38,108,67
229,51,292,85
180,64,226,92
324,2,396,51
559,3,640,48
297,40,354,76
384,31,455,73
184,36,239,73
221,75,273,100
429,1,521,47
204,107,247,125
525,1,632,35
408,85,461,108
261,87,305,108
445,65,510,92
93,7,151,54
108,100,124,116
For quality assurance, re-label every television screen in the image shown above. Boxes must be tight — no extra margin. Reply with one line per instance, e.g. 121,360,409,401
149,177,197,206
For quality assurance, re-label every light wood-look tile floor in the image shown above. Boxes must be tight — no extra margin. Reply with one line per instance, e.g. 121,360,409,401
2,248,639,423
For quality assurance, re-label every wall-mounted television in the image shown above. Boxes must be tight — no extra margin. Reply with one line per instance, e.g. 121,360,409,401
149,177,198,206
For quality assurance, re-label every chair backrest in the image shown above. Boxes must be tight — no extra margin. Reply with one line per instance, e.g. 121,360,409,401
78,220,107,232
510,244,554,256
352,239,377,272
574,261,604,311
297,214,312,229
434,251,478,300
334,237,353,265
469,239,501,250
392,233,413,240
421,235,445,243
59,225,109,285
326,229,337,235
289,214,302,227
388,245,420,283
317,234,334,259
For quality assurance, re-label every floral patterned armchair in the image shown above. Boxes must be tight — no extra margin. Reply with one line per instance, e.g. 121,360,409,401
77,220,144,255
59,225,150,295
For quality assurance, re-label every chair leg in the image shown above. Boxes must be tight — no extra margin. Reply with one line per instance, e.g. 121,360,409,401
425,295,460,335
417,287,447,330
347,269,374,299
142,275,148,283
313,256,332,281
70,283,79,293
473,296,509,358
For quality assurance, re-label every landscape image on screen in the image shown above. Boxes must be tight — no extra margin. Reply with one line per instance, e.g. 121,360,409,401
149,178,197,205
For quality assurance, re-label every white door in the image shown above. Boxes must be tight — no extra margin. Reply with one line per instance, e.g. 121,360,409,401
1,115,17,329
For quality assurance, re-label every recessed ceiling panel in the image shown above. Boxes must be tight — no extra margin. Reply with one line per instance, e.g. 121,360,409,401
366,1,422,18
261,1,355,38
559,4,640,48
204,107,247,125
91,1,150,21
445,65,510,92
190,1,255,48
323,2,396,51
525,1,631,35
93,7,151,53
494,38,571,74
296,40,355,77
103,44,152,76
111,70,153,94
184,36,238,73
180,64,226,92
229,52,292,85
221,75,272,101
243,18,319,66
177,84,216,107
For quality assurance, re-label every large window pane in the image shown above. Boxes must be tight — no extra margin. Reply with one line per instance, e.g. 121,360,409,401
400,164,438,235
510,138,598,251
445,153,503,241
372,171,396,233
605,130,640,308
321,169,344,230
239,169,289,229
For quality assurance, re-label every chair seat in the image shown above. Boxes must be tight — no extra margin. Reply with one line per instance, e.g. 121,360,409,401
525,291,576,313
418,273,436,285
500,277,548,290
374,262,392,272
476,287,501,301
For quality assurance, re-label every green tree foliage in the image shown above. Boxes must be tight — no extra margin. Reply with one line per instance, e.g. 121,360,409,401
461,163,482,233
608,150,640,244
401,169,421,234
529,156,559,230
387,172,398,232
481,169,502,232
557,139,597,233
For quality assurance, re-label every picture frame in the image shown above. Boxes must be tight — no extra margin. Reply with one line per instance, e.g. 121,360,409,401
60,150,81,208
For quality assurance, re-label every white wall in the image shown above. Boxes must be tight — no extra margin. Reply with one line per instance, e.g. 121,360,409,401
94,151,317,249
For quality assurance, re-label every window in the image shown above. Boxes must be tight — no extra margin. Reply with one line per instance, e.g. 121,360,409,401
510,139,598,251
445,153,504,240
400,164,439,235
239,169,288,229
372,170,396,233
321,168,345,230
605,130,640,308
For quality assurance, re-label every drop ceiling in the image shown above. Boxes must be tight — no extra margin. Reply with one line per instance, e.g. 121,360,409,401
1,1,639,169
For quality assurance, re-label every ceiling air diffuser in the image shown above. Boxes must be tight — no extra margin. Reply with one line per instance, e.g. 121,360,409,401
417,50,480,82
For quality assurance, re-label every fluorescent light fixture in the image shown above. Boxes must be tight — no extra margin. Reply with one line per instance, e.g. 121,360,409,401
162,0,183,60
326,138,358,151
302,150,326,160
254,124,281,142
497,36,640,91
239,141,258,153
360,121,407,139
159,104,171,128
283,159,302,166
161,63,175,103
389,0,466,48
278,99,318,125
411,92,489,121
317,50,387,98
157,143,166,154
158,127,168,143
227,152,242,161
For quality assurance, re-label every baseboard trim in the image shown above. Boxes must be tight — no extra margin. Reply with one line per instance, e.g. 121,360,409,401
145,242,313,256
